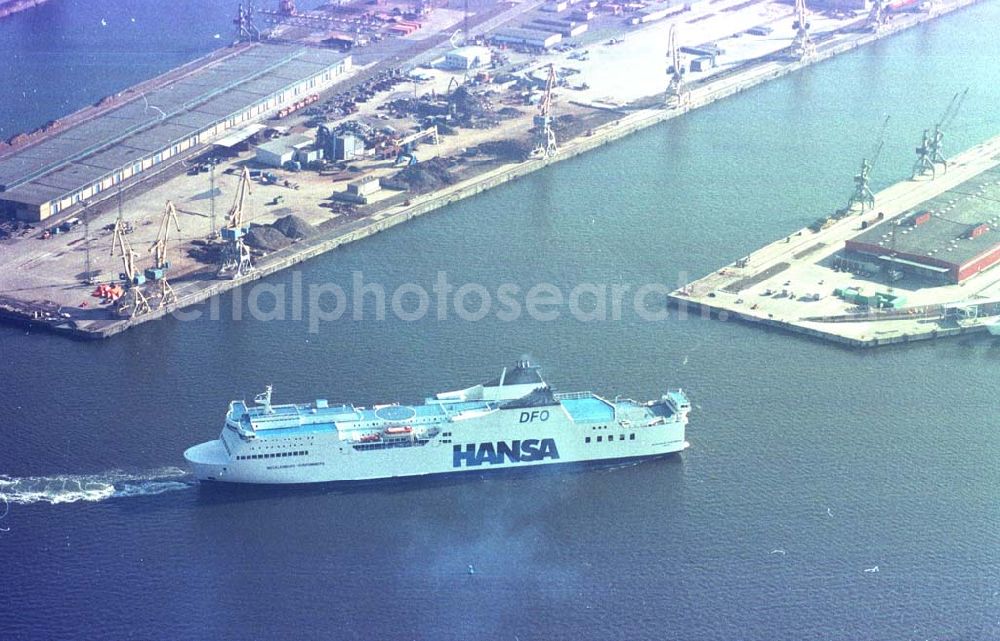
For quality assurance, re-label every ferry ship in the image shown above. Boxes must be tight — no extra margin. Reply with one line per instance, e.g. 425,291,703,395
183,360,691,484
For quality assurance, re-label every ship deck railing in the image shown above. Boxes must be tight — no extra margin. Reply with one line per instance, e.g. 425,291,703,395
553,391,596,401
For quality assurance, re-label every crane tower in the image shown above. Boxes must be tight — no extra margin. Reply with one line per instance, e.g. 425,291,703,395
235,3,260,42
790,0,815,61
847,116,889,212
664,25,688,108
912,89,967,179
218,166,255,278
110,218,151,318
146,200,182,308
866,0,886,32
532,64,558,159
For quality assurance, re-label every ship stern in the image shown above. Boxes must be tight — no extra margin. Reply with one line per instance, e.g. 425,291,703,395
183,440,231,482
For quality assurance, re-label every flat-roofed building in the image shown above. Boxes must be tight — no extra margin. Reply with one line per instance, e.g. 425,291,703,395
844,166,1000,283
255,134,314,168
442,46,493,70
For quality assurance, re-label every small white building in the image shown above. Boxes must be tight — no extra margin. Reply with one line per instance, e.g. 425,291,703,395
255,134,314,168
442,46,493,70
335,175,382,204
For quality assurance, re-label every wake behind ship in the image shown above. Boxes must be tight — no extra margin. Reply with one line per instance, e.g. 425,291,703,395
184,361,691,484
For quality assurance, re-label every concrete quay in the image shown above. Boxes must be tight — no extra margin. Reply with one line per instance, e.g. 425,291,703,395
669,135,1000,348
2,0,986,340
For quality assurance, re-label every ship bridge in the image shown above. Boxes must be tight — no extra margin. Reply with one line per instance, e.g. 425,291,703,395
434,360,546,403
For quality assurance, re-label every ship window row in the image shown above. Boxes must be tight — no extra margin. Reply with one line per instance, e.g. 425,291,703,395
590,425,611,430
237,450,308,461
353,439,429,452
585,434,635,444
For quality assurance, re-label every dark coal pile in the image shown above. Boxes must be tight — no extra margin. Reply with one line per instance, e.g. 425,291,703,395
187,240,222,265
498,107,523,119
272,214,315,240
477,139,533,162
381,158,458,193
245,225,292,252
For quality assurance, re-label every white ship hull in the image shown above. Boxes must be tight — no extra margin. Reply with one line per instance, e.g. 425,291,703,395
184,361,691,485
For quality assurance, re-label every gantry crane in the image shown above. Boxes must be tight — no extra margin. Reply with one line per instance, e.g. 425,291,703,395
146,200,181,308
913,88,967,179
532,64,558,159
847,116,889,212
218,165,254,278
664,24,688,108
790,0,815,61
110,218,151,318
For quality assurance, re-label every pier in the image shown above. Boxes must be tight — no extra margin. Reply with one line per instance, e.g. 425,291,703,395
670,135,1000,347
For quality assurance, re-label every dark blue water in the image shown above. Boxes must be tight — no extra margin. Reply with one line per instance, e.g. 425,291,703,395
2,1,1000,639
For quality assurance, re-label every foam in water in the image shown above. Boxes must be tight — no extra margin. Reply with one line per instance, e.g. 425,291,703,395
0,467,193,505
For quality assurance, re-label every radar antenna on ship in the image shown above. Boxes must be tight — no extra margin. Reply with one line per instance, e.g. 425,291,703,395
254,385,274,413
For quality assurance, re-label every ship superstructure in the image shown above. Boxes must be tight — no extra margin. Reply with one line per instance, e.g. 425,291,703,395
184,361,690,484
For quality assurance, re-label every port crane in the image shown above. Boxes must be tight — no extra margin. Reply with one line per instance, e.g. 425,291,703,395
664,25,688,108
790,0,816,61
218,166,254,278
913,88,967,179
929,87,967,173
110,217,151,318
532,64,558,159
847,115,889,212
146,200,181,308
912,128,935,178
866,0,887,32
235,3,260,42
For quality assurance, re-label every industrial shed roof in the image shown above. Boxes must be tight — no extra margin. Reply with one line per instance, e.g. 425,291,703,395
847,166,1000,268
0,44,347,206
